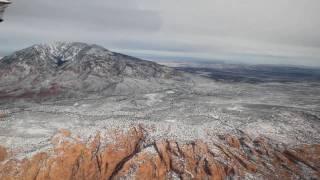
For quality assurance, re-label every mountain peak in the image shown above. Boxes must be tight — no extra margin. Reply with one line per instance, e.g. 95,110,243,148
0,42,178,99
28,42,113,63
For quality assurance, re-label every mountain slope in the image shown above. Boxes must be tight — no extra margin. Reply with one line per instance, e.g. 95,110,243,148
0,42,180,99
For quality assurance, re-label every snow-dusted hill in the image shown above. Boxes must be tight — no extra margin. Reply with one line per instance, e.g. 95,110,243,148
0,42,182,99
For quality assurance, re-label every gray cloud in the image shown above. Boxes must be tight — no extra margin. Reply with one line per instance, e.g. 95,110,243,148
6,0,162,32
0,0,320,66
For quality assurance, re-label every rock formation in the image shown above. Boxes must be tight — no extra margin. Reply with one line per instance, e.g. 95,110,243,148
1,43,319,180
0,42,180,99
0,126,319,180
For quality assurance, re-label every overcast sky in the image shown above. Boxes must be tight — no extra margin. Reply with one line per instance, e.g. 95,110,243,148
1,0,320,66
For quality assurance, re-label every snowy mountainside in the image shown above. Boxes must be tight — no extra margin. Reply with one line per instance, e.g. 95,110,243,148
0,42,183,99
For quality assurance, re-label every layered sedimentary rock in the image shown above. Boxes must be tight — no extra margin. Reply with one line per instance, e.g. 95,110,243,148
0,126,319,180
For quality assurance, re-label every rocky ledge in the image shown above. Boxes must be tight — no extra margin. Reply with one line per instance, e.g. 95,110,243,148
0,126,319,180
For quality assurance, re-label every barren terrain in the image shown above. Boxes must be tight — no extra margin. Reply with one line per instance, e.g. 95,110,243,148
0,43,319,179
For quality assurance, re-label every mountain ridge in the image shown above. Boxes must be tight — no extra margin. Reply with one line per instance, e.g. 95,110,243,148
0,42,181,99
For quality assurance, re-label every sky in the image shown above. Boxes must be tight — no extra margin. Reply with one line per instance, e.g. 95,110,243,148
0,0,320,67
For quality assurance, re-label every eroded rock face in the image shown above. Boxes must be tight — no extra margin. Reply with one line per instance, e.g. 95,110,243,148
0,127,319,180
0,146,7,162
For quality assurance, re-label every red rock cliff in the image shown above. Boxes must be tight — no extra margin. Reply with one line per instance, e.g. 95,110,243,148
0,126,319,180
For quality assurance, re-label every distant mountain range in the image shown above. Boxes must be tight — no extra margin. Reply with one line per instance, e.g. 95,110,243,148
158,60,320,83
0,42,180,99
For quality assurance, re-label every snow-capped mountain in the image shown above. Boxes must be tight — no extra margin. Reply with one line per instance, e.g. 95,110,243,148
0,42,179,99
